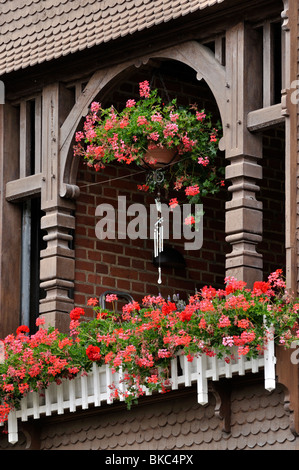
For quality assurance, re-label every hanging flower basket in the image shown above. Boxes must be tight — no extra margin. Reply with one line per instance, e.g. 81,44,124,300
74,80,225,209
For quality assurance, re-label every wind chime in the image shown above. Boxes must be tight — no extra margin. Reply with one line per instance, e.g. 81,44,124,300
148,170,165,285
147,73,173,286
154,192,163,285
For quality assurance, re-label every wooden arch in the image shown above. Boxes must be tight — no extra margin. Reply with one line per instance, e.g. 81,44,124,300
59,40,226,199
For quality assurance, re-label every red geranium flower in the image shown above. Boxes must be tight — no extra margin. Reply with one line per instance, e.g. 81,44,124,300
16,325,30,335
86,345,101,361
69,307,85,321
253,281,270,294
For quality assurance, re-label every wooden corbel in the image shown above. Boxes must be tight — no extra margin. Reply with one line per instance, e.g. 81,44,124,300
281,0,289,32
20,421,41,450
209,380,231,434
276,345,299,436
281,88,291,117
60,183,81,200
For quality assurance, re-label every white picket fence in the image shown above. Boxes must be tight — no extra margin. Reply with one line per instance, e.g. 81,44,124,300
4,342,276,445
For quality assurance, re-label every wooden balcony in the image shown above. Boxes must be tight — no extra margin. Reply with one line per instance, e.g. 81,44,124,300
4,339,276,445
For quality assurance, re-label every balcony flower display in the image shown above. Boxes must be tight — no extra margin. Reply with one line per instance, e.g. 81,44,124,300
0,269,298,424
73,80,224,208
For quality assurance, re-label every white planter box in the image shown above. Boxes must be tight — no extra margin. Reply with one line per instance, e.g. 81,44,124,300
4,343,276,445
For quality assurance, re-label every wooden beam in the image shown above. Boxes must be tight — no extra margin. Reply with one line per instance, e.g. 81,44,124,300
19,101,31,178
6,173,42,202
214,35,225,66
263,21,275,108
34,95,42,174
247,103,284,132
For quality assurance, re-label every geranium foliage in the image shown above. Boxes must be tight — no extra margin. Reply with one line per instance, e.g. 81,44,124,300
0,269,298,423
73,80,224,207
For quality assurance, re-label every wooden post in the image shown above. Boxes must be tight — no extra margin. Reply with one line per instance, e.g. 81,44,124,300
0,104,22,338
225,22,264,287
263,21,275,108
281,0,298,296
39,84,76,331
19,101,31,178
275,0,299,438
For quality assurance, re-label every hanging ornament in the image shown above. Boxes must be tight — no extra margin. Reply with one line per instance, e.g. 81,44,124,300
151,171,165,286
154,197,164,285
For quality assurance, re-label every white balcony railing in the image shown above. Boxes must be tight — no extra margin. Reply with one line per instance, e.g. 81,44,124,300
4,341,276,445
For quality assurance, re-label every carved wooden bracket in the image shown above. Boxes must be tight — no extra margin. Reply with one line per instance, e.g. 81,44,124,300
281,88,291,117
20,422,41,450
209,380,232,434
60,183,80,200
281,0,289,32
276,345,299,436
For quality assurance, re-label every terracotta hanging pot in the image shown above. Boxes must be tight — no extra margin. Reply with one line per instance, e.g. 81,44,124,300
142,146,178,169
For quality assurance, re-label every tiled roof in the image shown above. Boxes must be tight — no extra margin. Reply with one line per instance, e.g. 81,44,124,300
0,0,224,76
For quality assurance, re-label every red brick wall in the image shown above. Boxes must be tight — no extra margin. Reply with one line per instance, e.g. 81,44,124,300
74,160,227,308
73,65,285,309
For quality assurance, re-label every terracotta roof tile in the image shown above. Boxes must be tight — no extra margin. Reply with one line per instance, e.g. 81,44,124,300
0,0,225,75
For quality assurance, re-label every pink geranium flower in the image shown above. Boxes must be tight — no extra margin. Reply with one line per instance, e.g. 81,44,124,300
184,215,195,225
126,99,136,108
139,80,150,98
106,294,118,302
185,185,200,196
